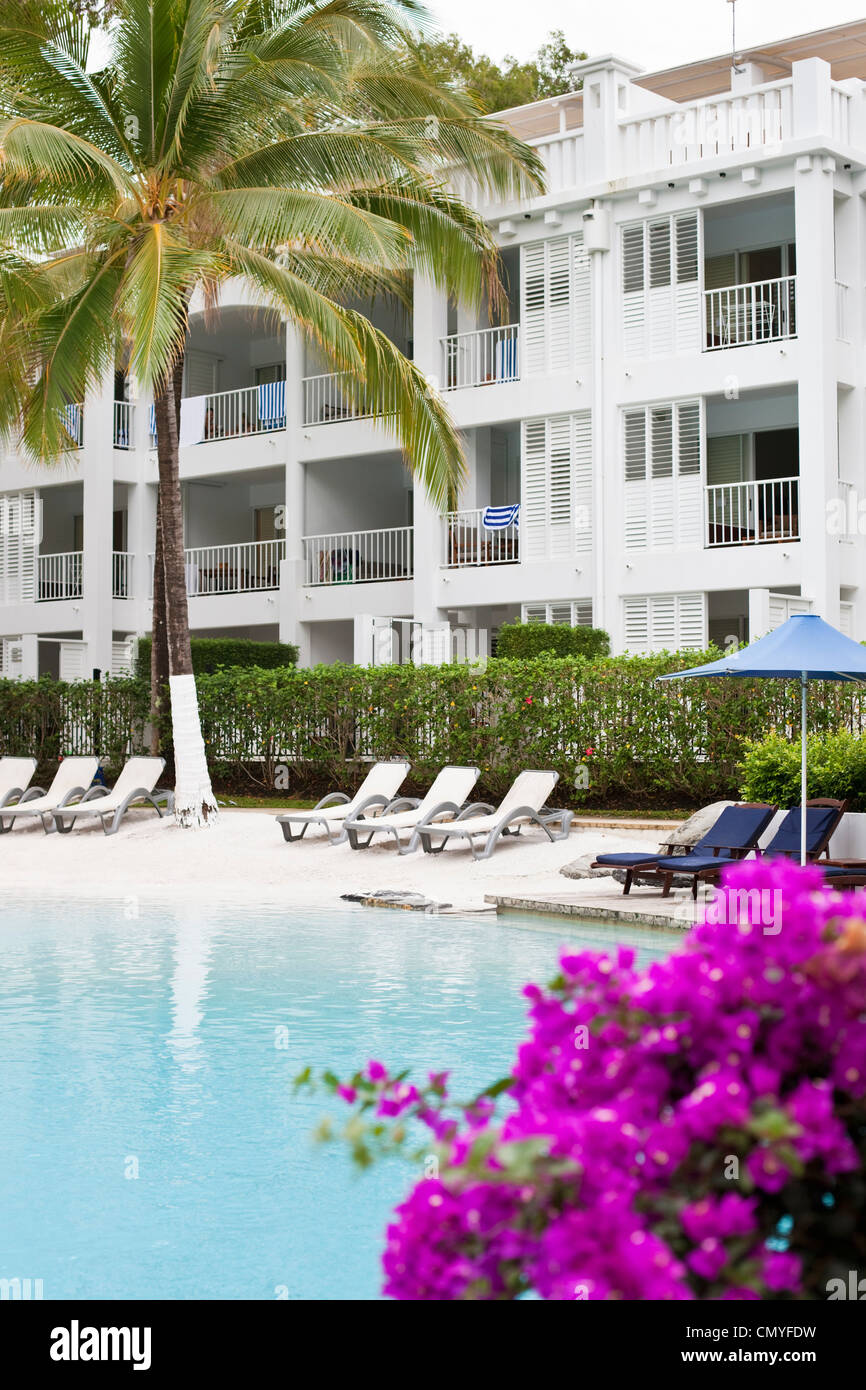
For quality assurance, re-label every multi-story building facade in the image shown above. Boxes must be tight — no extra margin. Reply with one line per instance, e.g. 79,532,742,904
2,21,866,679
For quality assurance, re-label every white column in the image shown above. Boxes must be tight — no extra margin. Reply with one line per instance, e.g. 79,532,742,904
793,133,839,625
19,632,38,680
81,371,115,675
126,479,156,636
278,325,311,663
748,588,771,642
411,275,450,626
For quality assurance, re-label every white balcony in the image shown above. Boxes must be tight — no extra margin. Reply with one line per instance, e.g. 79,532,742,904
112,551,133,598
302,372,377,426
148,539,285,595
113,401,135,450
704,277,796,350
440,325,519,391
302,527,413,585
149,384,286,448
442,506,520,567
619,80,796,178
37,550,83,600
705,477,799,547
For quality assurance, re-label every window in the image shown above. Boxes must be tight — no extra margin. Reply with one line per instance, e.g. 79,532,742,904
623,593,706,653
622,212,701,357
623,400,703,551
521,234,591,374
522,600,593,627
521,413,592,561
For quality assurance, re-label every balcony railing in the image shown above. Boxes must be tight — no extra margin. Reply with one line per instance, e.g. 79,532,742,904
302,527,413,585
112,551,133,598
63,403,84,450
113,400,134,449
152,539,287,595
443,506,520,567
441,325,519,390
37,550,83,600
302,372,377,426
149,384,287,448
705,477,799,547
704,276,796,349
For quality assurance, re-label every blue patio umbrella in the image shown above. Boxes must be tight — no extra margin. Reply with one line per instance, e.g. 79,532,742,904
658,614,866,865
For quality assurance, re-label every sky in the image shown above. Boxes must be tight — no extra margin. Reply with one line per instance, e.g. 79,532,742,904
424,1,866,73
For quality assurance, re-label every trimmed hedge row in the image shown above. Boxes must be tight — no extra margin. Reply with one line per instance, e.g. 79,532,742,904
3,654,865,805
135,635,298,677
496,622,610,660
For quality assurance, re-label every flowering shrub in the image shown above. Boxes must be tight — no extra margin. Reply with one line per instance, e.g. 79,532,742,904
317,860,866,1300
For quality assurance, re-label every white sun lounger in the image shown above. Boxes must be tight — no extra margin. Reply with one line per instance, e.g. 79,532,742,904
0,756,38,808
0,756,99,833
52,757,172,835
344,765,481,853
414,769,572,860
276,760,411,844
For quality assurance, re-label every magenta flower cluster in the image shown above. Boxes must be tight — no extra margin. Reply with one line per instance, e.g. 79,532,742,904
346,859,866,1299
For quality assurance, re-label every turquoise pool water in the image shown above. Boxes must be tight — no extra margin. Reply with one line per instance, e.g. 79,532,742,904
0,898,678,1300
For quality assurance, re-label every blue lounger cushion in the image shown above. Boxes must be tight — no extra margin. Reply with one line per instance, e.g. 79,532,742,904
593,852,666,867
653,852,740,874
763,806,839,858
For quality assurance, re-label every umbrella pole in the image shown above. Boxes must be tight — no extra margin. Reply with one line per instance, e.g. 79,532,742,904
801,671,808,867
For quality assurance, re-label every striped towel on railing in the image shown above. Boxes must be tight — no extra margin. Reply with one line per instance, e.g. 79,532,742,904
482,504,520,530
148,403,156,442
63,402,82,441
257,379,286,429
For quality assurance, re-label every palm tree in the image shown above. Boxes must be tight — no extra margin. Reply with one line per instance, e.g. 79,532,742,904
0,0,542,825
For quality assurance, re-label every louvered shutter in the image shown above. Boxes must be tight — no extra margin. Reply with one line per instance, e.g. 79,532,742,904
522,419,549,560
623,593,706,653
675,401,702,549
706,434,745,484
0,490,38,603
549,416,573,557
624,410,648,551
623,212,700,357
573,411,593,554
523,604,547,624
521,235,591,374
522,600,594,627
59,641,88,682
521,413,593,562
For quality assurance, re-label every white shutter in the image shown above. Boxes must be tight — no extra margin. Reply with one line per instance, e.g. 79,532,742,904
0,636,24,679
840,603,854,638
622,211,700,358
111,636,136,677
59,641,88,683
0,490,38,603
768,593,811,630
522,418,550,561
623,593,707,653
521,413,593,562
623,401,702,551
573,410,593,554
522,600,594,626
521,234,591,375
185,350,220,396
707,434,745,485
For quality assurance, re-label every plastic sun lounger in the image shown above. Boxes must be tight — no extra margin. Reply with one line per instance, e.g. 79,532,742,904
0,757,38,808
0,757,99,834
591,802,777,896
344,765,481,854
276,761,411,845
52,757,172,835
414,770,572,860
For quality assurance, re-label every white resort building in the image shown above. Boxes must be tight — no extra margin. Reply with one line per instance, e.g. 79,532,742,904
2,20,866,678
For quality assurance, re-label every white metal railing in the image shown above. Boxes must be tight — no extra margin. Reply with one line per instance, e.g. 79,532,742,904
704,276,796,349
63,402,84,449
37,550,83,600
441,325,519,390
196,385,285,442
113,400,134,449
619,79,793,176
705,477,800,547
302,527,413,585
836,280,849,341
112,551,133,598
302,372,374,426
149,539,286,595
443,507,520,567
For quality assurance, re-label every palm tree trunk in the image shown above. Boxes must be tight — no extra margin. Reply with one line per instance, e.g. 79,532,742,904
149,487,168,755
153,352,218,827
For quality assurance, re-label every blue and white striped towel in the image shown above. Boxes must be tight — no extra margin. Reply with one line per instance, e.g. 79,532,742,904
482,504,519,530
257,379,285,429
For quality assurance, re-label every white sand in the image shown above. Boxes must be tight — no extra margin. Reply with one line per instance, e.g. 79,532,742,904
0,809,664,913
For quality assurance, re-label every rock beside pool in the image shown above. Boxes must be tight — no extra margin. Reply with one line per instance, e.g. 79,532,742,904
560,854,618,880
341,890,452,912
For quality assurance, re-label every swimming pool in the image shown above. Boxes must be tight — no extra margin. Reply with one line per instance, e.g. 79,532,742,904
0,897,678,1300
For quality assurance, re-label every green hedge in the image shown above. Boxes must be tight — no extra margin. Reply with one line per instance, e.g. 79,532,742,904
5,656,866,806
739,731,866,811
136,635,298,677
496,622,610,660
